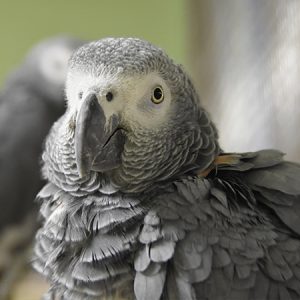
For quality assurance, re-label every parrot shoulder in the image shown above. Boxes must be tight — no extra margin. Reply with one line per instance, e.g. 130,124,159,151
134,149,300,300
209,149,300,236
196,149,300,300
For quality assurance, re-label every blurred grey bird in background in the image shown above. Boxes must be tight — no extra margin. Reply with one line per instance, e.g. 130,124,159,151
34,38,300,300
188,0,300,162
0,35,84,298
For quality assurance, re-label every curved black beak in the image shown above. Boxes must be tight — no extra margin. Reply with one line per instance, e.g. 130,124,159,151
75,93,125,177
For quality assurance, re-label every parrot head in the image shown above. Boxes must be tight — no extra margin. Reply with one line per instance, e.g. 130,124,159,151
65,38,219,192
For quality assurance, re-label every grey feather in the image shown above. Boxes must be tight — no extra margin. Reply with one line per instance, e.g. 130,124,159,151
249,271,269,300
81,227,139,262
174,240,203,270
72,261,130,282
134,264,166,300
161,220,186,242
167,268,196,300
139,224,162,244
134,246,151,272
212,246,231,268
232,271,256,290
149,240,175,262
248,149,284,168
176,247,213,283
245,163,300,195
253,186,295,206
264,260,293,281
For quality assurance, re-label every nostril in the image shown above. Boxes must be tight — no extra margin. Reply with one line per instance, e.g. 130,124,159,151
106,92,114,102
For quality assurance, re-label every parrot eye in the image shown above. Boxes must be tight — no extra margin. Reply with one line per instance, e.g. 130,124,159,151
151,86,164,104
106,92,114,102
78,92,83,100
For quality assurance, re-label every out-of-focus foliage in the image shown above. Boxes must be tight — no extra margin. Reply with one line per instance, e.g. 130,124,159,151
188,0,300,162
0,0,186,86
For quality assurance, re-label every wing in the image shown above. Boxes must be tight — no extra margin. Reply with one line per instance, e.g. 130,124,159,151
134,150,300,300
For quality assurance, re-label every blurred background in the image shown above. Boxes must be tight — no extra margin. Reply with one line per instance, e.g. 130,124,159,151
0,0,299,299
0,0,186,85
188,0,300,163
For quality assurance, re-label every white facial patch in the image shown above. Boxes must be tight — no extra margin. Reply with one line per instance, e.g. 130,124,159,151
65,70,172,130
65,70,126,115
121,73,172,129
39,45,73,85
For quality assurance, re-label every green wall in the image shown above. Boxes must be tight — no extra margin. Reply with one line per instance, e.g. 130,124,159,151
0,0,186,86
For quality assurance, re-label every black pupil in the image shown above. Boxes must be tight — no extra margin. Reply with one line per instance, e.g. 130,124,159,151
106,92,113,101
154,88,162,100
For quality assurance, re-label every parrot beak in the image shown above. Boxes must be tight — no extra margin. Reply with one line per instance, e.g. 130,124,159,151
75,93,125,177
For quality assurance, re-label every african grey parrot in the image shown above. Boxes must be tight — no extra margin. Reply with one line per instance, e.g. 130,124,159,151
0,36,84,296
33,38,300,300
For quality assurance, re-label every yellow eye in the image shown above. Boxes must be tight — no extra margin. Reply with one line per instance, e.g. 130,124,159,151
151,86,164,104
